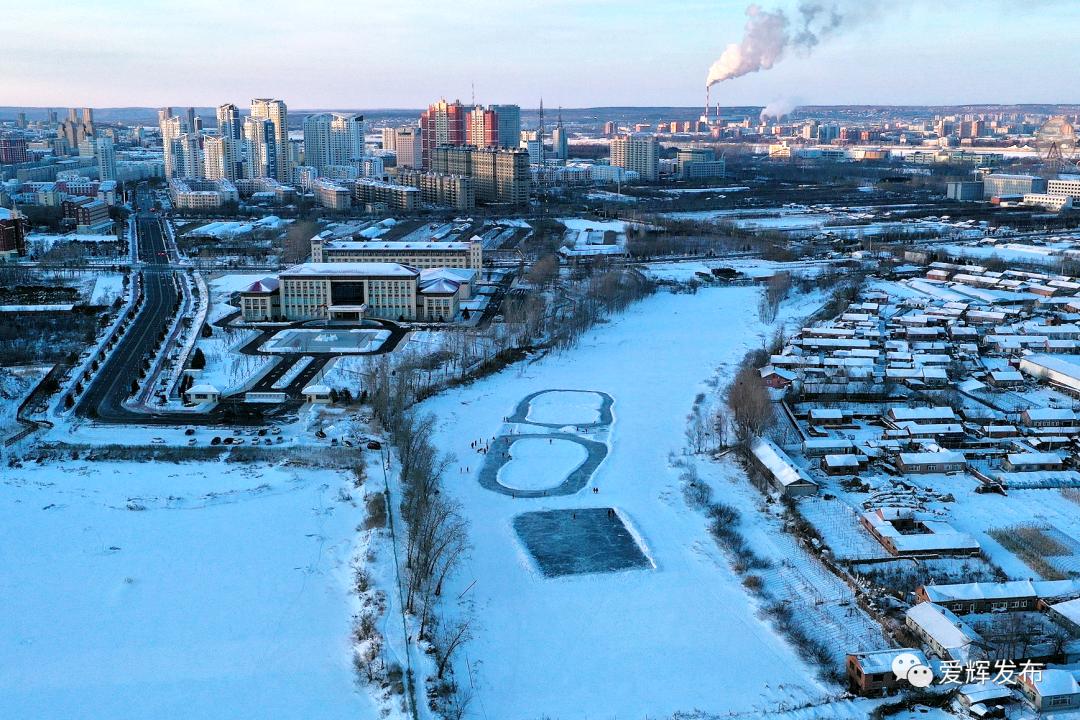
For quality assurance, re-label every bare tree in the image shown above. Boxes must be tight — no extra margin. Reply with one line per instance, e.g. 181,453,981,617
726,365,775,445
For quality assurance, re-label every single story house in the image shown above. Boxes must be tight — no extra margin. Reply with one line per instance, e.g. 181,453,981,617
896,450,967,474
905,602,982,663
1020,669,1080,713
748,436,819,497
846,648,929,696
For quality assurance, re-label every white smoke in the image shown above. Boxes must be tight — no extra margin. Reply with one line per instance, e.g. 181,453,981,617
760,97,799,122
705,1,885,88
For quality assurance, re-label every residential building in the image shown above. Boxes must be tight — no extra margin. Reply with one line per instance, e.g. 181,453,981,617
610,133,659,181
0,207,27,258
95,137,116,181
895,450,967,474
846,649,930,696
1020,670,1080,713
905,602,981,663
62,196,112,232
158,109,183,178
243,117,278,179
352,178,420,211
747,436,819,497
203,135,241,181
431,145,530,205
420,99,467,168
0,135,29,164
467,107,499,148
303,112,366,175
380,127,397,152
174,133,203,179
169,178,239,210
397,169,475,210
311,177,352,210
216,103,241,140
250,98,289,182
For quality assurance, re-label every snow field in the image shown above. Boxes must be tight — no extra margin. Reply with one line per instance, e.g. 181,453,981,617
524,389,604,425
413,285,832,717
496,437,588,491
0,460,374,720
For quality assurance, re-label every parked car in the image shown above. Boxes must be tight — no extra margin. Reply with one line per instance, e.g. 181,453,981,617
366,440,382,450
150,437,165,445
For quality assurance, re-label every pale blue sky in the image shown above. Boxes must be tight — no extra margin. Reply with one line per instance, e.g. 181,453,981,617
3,0,1079,108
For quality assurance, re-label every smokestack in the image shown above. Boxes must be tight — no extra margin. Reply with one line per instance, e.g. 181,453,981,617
705,85,710,120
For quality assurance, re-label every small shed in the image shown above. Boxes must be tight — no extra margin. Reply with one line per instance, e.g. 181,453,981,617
185,384,220,404
302,383,333,404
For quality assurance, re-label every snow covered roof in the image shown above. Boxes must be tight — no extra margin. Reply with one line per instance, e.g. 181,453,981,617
1005,452,1063,466
0,207,13,220
281,262,419,278
1024,407,1078,421
1020,354,1080,382
888,406,956,422
1050,597,1080,627
1022,668,1080,698
241,277,280,294
302,384,331,394
921,579,1080,604
418,278,461,295
906,603,979,653
186,384,219,394
850,648,928,675
325,240,473,251
749,437,817,489
898,451,966,466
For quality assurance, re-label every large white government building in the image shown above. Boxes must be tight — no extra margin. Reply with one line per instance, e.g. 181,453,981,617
239,262,474,323
310,232,483,269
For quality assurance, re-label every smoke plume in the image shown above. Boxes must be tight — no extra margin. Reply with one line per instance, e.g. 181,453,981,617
706,1,883,88
760,97,798,121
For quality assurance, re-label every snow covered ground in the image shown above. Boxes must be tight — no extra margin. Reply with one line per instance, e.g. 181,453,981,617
413,285,833,717
497,437,588,491
0,459,373,720
525,389,603,425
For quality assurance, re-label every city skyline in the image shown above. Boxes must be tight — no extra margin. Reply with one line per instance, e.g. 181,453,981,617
5,0,1080,108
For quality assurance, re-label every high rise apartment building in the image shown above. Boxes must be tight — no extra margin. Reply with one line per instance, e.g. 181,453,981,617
420,99,467,168
303,112,366,174
243,116,278,179
96,137,117,181
467,107,499,148
250,98,289,182
610,133,658,181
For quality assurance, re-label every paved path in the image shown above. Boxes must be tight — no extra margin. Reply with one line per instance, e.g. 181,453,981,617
477,389,614,497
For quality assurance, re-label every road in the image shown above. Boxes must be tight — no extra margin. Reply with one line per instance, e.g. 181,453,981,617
75,189,184,422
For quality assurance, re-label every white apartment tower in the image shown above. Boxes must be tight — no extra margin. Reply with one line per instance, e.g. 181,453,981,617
610,133,658,181
158,108,183,179
302,112,365,175
243,117,278,179
204,135,241,181
250,98,288,182
175,133,204,179
96,137,117,181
